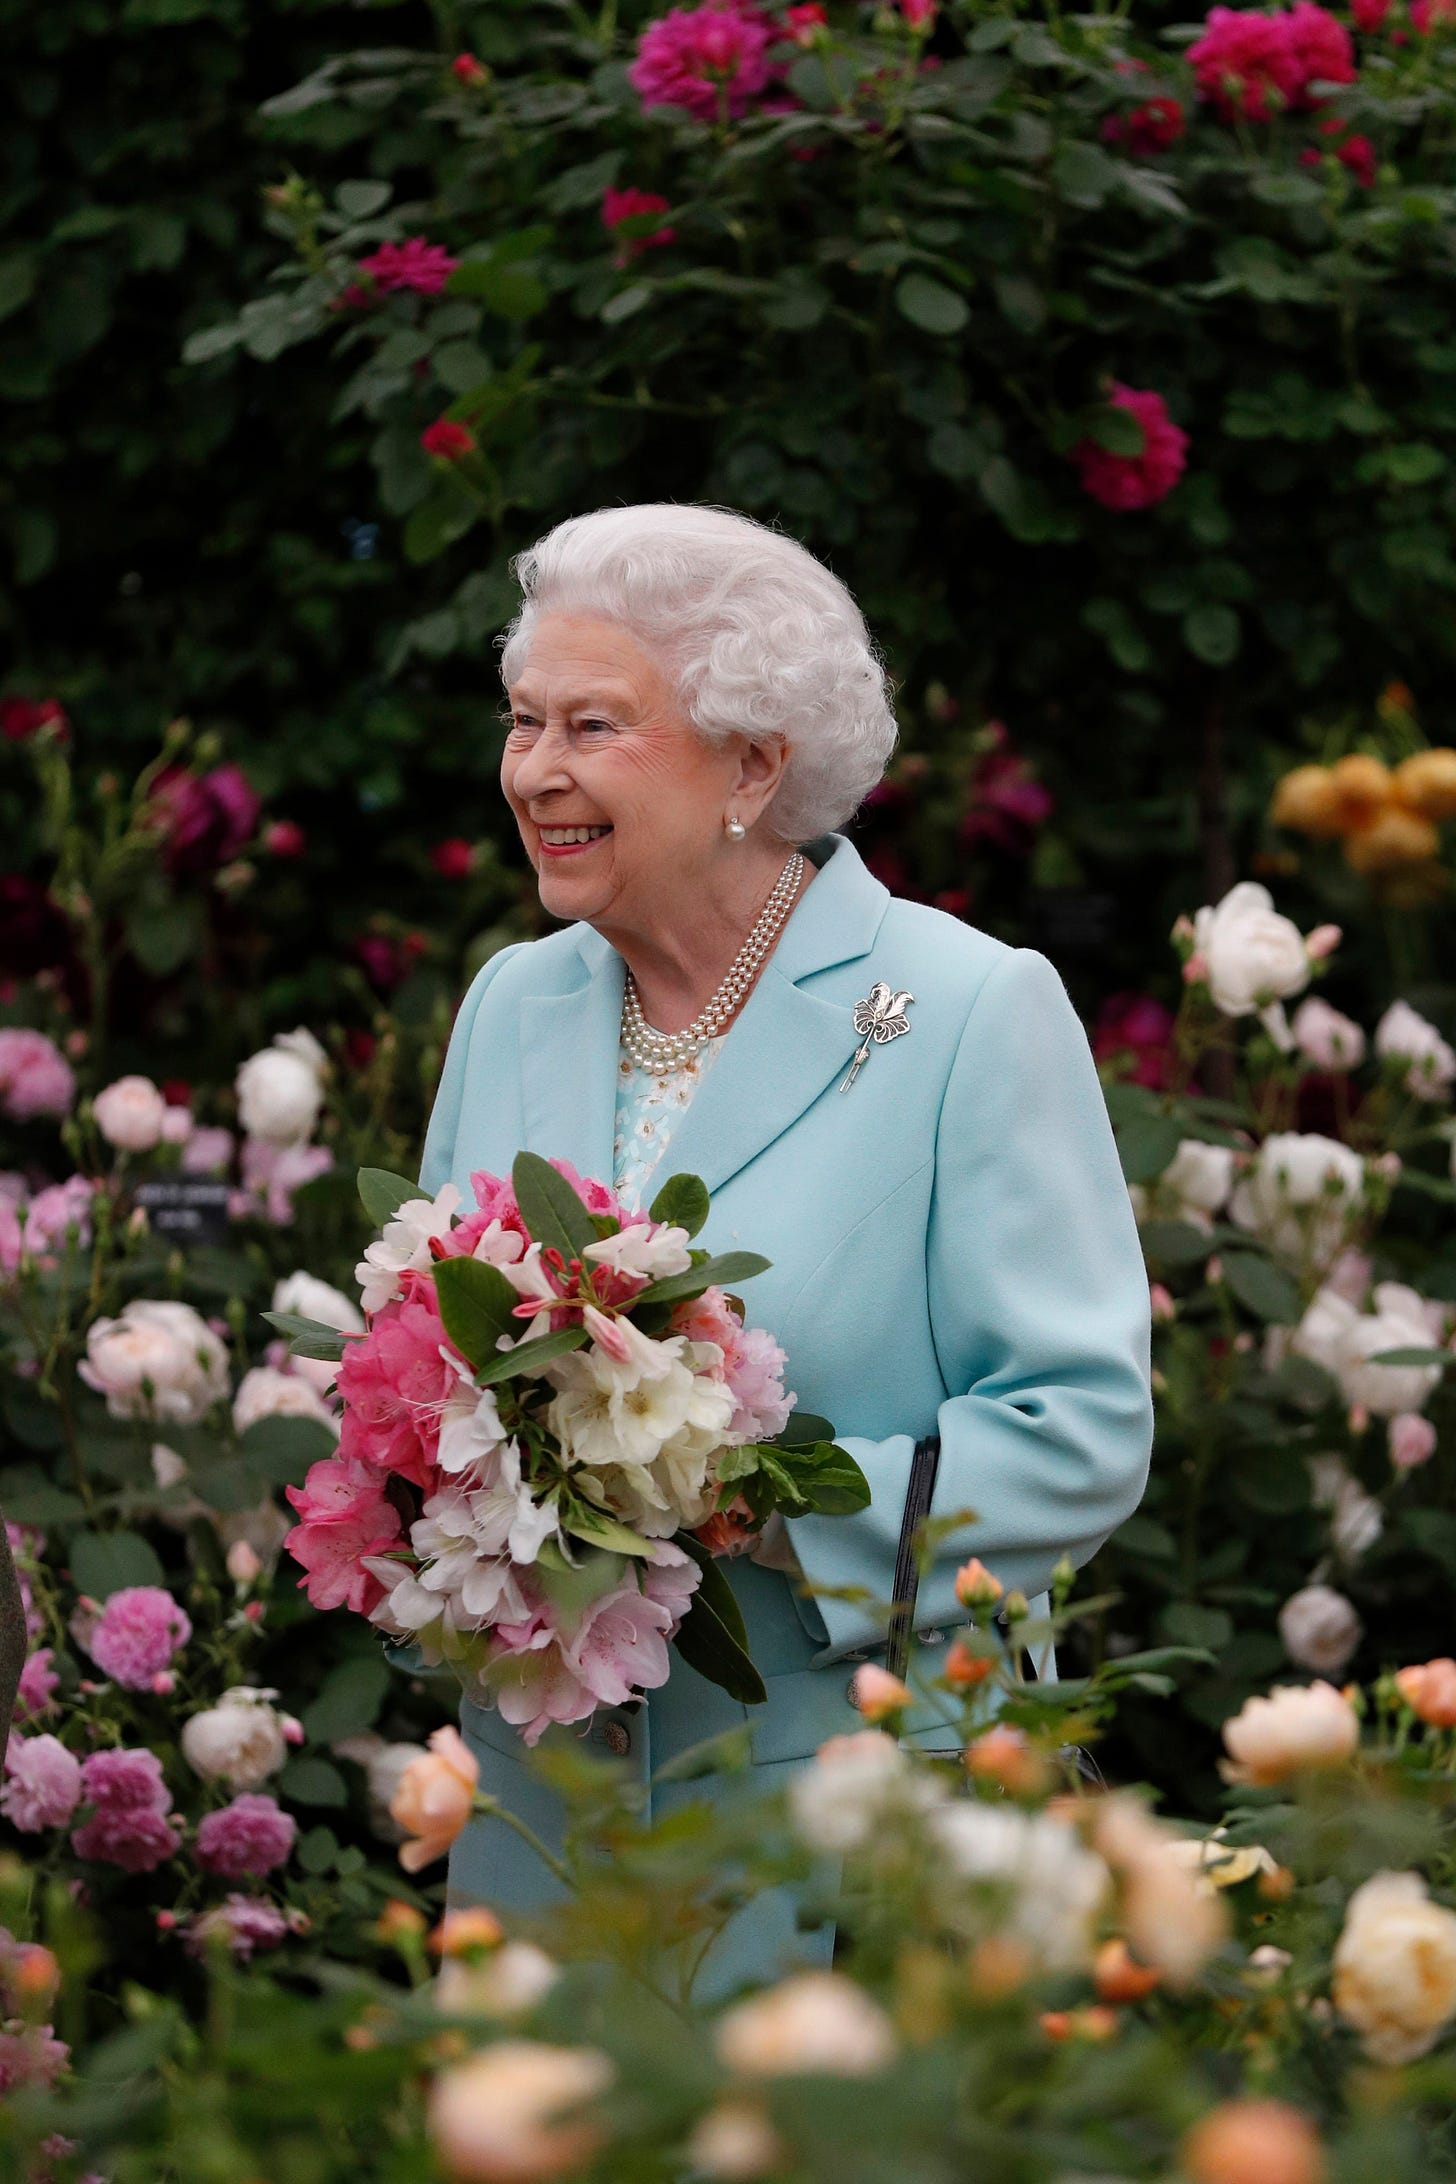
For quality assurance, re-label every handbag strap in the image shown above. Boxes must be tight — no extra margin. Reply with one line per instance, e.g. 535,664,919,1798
883,1433,942,1684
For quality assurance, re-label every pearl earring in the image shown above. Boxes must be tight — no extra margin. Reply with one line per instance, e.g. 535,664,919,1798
724,815,747,842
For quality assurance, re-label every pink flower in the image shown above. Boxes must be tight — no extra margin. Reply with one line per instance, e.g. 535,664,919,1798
264,818,306,858
960,723,1055,856
784,2,827,41
602,186,678,263
195,1792,298,1877
186,1894,290,1961
1337,131,1376,183
1389,1412,1438,1470
430,837,476,879
181,1124,235,1175
1188,6,1306,117
87,1585,192,1690
0,1028,75,1122
71,1745,181,1872
0,697,69,746
145,763,261,877
284,1453,404,1614
1074,384,1188,511
239,1136,333,1224
1103,95,1186,153
628,2,776,119
335,1290,459,1488
451,51,490,84
14,1648,58,1724
1092,993,1182,1092
1353,0,1390,25
1283,0,1358,91
421,418,476,462
901,0,937,22
0,2023,69,2095
1,1734,82,1831
355,237,460,296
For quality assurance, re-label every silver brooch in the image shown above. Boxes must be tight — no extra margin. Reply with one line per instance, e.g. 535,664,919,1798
840,982,915,1092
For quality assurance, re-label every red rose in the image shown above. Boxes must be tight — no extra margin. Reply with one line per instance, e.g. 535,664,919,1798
1073,383,1189,512
429,837,476,880
420,418,476,461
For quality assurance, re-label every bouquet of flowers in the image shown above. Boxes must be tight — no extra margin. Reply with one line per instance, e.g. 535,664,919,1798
275,1153,868,1744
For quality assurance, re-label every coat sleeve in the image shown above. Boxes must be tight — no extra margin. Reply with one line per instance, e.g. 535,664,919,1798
417,943,526,1196
784,946,1154,1666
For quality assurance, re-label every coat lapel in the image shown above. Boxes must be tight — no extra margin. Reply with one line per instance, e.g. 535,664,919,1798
517,945,625,1185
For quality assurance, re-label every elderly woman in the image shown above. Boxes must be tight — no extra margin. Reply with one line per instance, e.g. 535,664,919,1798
418,503,1152,1991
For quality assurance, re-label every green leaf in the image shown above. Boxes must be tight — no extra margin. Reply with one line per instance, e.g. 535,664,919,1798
0,255,36,323
475,1324,589,1386
599,280,653,325
0,1468,84,1526
895,273,970,337
512,1150,599,1258
301,1655,390,1743
1221,1252,1300,1325
1139,1219,1215,1267
1183,603,1241,667
633,1251,771,1307
69,1530,166,1599
335,179,392,220
563,1502,654,1556
433,1256,523,1370
672,1543,767,1705
237,1414,338,1483
1157,1602,1234,1652
278,1757,349,1809
1085,404,1145,457
768,1441,872,1515
772,1411,837,1449
1366,1346,1451,1368
358,1166,423,1229
261,1311,350,1363
651,1724,755,1783
1116,1112,1183,1185
647,1172,710,1238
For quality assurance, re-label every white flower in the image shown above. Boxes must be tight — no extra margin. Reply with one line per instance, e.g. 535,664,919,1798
1333,1871,1456,2063
235,1031,327,1146
1291,997,1367,1072
1278,1583,1363,1674
1136,1138,1235,1231
92,1073,167,1152
1228,1132,1366,1271
436,1355,510,1479
547,1323,733,1475
1375,1000,1456,1101
1222,1681,1358,1785
685,2098,786,2180
436,1940,560,2021
929,1803,1110,1972
787,1730,946,1855
181,1686,287,1789
715,1972,897,2078
581,1223,693,1281
231,1365,339,1439
1192,881,1314,1016
1337,1281,1443,1418
428,2042,612,2183
1092,1797,1228,1986
272,1270,364,1334
333,1732,427,1843
354,1184,461,1315
79,1299,229,1424
1308,1455,1384,1563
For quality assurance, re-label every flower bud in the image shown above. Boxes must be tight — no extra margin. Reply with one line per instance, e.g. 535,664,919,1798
848,1663,913,1722
953,1558,1003,1611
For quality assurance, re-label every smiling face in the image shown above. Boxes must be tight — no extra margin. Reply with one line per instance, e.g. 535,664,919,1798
501,613,784,944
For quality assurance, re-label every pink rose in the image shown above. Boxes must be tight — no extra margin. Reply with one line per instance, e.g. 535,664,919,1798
239,1136,333,1224
1388,1412,1438,1471
186,1894,290,1961
72,1746,182,1873
1074,384,1189,511
355,237,460,296
14,1648,58,1724
194,1792,297,1877
0,1028,75,1122
86,1586,192,1690
628,2,776,120
1,1733,82,1831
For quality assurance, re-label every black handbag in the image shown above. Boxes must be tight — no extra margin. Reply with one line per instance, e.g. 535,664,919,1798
882,1433,942,1683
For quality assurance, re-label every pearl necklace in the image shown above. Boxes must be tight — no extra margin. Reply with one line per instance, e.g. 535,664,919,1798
621,851,805,1072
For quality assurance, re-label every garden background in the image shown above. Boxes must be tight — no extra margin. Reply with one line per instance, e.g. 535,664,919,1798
4,0,1456,2175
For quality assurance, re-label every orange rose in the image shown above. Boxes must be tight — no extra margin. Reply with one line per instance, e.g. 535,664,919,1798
1395,1657,1456,1730
963,1725,1046,1797
1269,765,1344,837
1343,805,1441,874
1393,747,1456,822
390,1725,479,1872
1183,2100,1324,2184
1327,752,1394,830
1094,1937,1161,2003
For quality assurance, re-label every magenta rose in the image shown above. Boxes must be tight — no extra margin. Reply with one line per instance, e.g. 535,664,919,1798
87,1586,192,1690
194,1792,297,1877
1074,384,1188,511
628,2,775,119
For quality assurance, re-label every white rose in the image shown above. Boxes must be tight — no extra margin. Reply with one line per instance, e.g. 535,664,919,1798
931,1800,1111,1973
235,1034,326,1146
231,1365,339,1438
436,1941,561,2021
715,1972,897,2078
685,2098,786,2181
1289,1285,1361,1384
1092,1797,1228,1988
333,1733,428,1843
1278,1584,1363,1675
1333,1871,1456,2063
428,2043,612,2183
787,1730,945,1856
92,1073,168,1152
1337,1281,1443,1418
1291,996,1367,1072
1221,1681,1359,1785
79,1299,229,1424
1375,1000,1456,1101
271,1270,365,1398
1228,1132,1366,1271
1162,1138,1236,1226
1308,1456,1384,1563
1192,881,1313,1016
181,1686,287,1789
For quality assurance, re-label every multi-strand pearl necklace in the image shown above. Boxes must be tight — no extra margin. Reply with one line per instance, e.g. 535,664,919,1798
620,851,805,1072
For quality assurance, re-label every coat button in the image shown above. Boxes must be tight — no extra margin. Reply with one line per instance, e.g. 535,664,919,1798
920,1628,945,1646
600,1718,631,1756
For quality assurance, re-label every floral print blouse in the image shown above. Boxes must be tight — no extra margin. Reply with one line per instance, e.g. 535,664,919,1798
611,1032,728,1214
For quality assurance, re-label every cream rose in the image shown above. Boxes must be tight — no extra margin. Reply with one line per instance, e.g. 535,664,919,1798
92,1073,168,1152
231,1364,339,1438
1277,1584,1362,1675
1228,1132,1366,1270
1221,1681,1359,1786
787,1729,945,1856
235,1029,327,1146
1375,1000,1456,1101
1336,1281,1443,1418
1333,1871,1456,2063
428,2041,613,2184
1192,882,1315,1017
181,1686,288,1789
1308,1456,1383,1565
270,1270,364,1396
1291,996,1366,1072
1132,1137,1236,1232
79,1299,229,1424
435,1941,560,2023
715,1971,897,2078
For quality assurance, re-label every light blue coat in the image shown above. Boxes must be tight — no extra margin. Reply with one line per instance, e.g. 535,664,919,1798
416,832,1153,1993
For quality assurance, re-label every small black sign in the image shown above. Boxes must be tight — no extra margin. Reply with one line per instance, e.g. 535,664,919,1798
133,1178,232,1248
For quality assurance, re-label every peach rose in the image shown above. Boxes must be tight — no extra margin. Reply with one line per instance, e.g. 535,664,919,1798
1221,1682,1358,1786
1396,1658,1456,1730
1332,1871,1456,2064
848,1663,913,1722
428,2040,612,2182
1182,2099,1324,2184
390,1724,479,1872
715,1971,896,2078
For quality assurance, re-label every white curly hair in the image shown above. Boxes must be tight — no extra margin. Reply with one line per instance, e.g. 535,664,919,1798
497,503,899,842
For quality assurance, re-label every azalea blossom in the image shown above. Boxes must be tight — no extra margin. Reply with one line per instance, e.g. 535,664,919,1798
354,1183,462,1313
